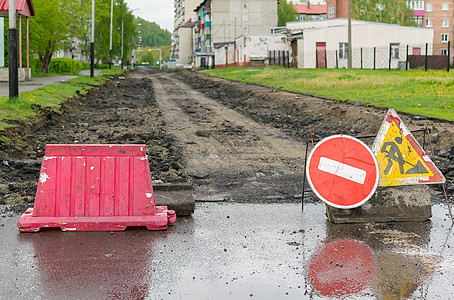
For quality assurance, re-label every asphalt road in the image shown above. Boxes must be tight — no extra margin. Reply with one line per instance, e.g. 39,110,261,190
1,202,453,299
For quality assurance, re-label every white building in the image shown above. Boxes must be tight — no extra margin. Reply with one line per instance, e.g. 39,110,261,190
287,19,434,69
214,34,288,68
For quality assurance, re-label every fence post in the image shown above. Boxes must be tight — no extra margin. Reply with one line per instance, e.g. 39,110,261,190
274,50,276,66
360,48,363,69
324,48,327,68
406,45,409,70
374,47,376,70
315,49,318,68
425,43,428,71
335,50,338,68
388,44,392,71
287,51,290,68
268,51,271,66
447,41,451,72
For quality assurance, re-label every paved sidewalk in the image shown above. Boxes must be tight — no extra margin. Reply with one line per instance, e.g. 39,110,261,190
0,69,103,97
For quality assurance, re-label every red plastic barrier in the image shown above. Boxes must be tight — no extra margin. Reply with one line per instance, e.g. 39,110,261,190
17,144,176,232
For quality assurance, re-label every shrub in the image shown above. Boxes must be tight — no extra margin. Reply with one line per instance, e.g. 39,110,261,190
49,58,88,74
96,63,110,69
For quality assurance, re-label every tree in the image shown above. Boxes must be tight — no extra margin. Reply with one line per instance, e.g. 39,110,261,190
278,1,298,27
29,0,87,72
352,0,416,26
134,18,171,48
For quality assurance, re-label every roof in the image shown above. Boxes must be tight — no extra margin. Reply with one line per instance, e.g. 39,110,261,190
293,4,326,15
0,0,35,17
180,21,196,28
286,19,433,33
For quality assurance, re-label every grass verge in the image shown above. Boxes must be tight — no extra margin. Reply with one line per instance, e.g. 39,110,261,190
206,67,454,121
0,75,108,131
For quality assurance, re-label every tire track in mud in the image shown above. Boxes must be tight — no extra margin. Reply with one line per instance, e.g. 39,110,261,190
144,72,308,203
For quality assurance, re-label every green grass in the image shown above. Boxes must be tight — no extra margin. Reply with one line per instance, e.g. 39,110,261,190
0,76,110,131
101,68,129,76
206,67,454,121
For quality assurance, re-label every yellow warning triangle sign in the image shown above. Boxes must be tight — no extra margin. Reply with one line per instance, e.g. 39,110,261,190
371,109,445,186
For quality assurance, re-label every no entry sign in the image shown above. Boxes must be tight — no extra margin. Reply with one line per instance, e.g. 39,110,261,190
306,135,379,209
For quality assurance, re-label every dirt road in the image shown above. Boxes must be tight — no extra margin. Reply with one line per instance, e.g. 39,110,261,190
131,71,307,202
0,67,453,207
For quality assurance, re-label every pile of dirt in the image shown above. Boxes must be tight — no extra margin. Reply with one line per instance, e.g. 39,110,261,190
0,75,188,205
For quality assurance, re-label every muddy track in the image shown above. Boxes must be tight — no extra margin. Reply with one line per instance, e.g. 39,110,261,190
0,68,453,207
170,70,454,202
132,70,307,202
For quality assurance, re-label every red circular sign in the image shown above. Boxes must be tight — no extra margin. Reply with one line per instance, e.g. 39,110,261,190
306,135,379,209
307,239,376,297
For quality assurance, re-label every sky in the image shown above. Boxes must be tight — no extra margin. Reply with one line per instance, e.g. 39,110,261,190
126,0,174,32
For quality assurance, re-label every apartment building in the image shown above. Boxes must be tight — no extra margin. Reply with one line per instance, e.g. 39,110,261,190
193,0,278,68
173,0,200,63
408,0,454,56
293,4,327,21
326,0,453,59
325,0,348,19
174,0,200,29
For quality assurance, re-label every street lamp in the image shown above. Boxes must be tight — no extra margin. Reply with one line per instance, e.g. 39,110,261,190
8,0,18,98
109,0,113,69
132,49,143,68
91,0,95,77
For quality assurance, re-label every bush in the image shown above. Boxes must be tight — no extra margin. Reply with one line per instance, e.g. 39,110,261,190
49,58,88,74
96,63,110,69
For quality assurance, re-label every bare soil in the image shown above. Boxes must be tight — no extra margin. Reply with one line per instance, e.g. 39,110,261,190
0,67,453,208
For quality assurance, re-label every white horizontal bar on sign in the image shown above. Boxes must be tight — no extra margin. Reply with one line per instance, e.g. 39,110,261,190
318,157,367,185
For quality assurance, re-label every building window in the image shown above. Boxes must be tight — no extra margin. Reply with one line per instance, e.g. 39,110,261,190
297,16,303,21
442,3,449,10
441,49,448,55
328,5,335,18
426,18,433,27
414,16,423,27
410,0,424,10
442,33,449,42
426,2,433,11
243,0,247,8
339,42,348,59
390,43,400,59
442,18,449,27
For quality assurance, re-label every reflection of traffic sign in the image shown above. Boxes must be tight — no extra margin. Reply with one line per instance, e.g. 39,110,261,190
307,239,375,297
371,109,445,186
306,135,379,209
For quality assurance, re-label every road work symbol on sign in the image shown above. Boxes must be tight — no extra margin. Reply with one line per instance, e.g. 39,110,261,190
306,135,379,209
371,109,445,186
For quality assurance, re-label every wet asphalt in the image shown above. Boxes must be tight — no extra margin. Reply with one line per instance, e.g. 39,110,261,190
1,202,454,299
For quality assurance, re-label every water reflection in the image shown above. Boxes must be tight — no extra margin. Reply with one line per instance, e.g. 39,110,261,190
18,227,174,300
307,219,439,298
307,239,375,297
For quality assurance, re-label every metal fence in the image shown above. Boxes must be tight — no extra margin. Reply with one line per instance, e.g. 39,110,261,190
300,42,452,71
268,50,290,68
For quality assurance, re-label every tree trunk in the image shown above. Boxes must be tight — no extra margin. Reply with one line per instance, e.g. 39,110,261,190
39,51,52,73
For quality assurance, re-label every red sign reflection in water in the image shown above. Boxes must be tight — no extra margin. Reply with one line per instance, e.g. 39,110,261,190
307,239,376,297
